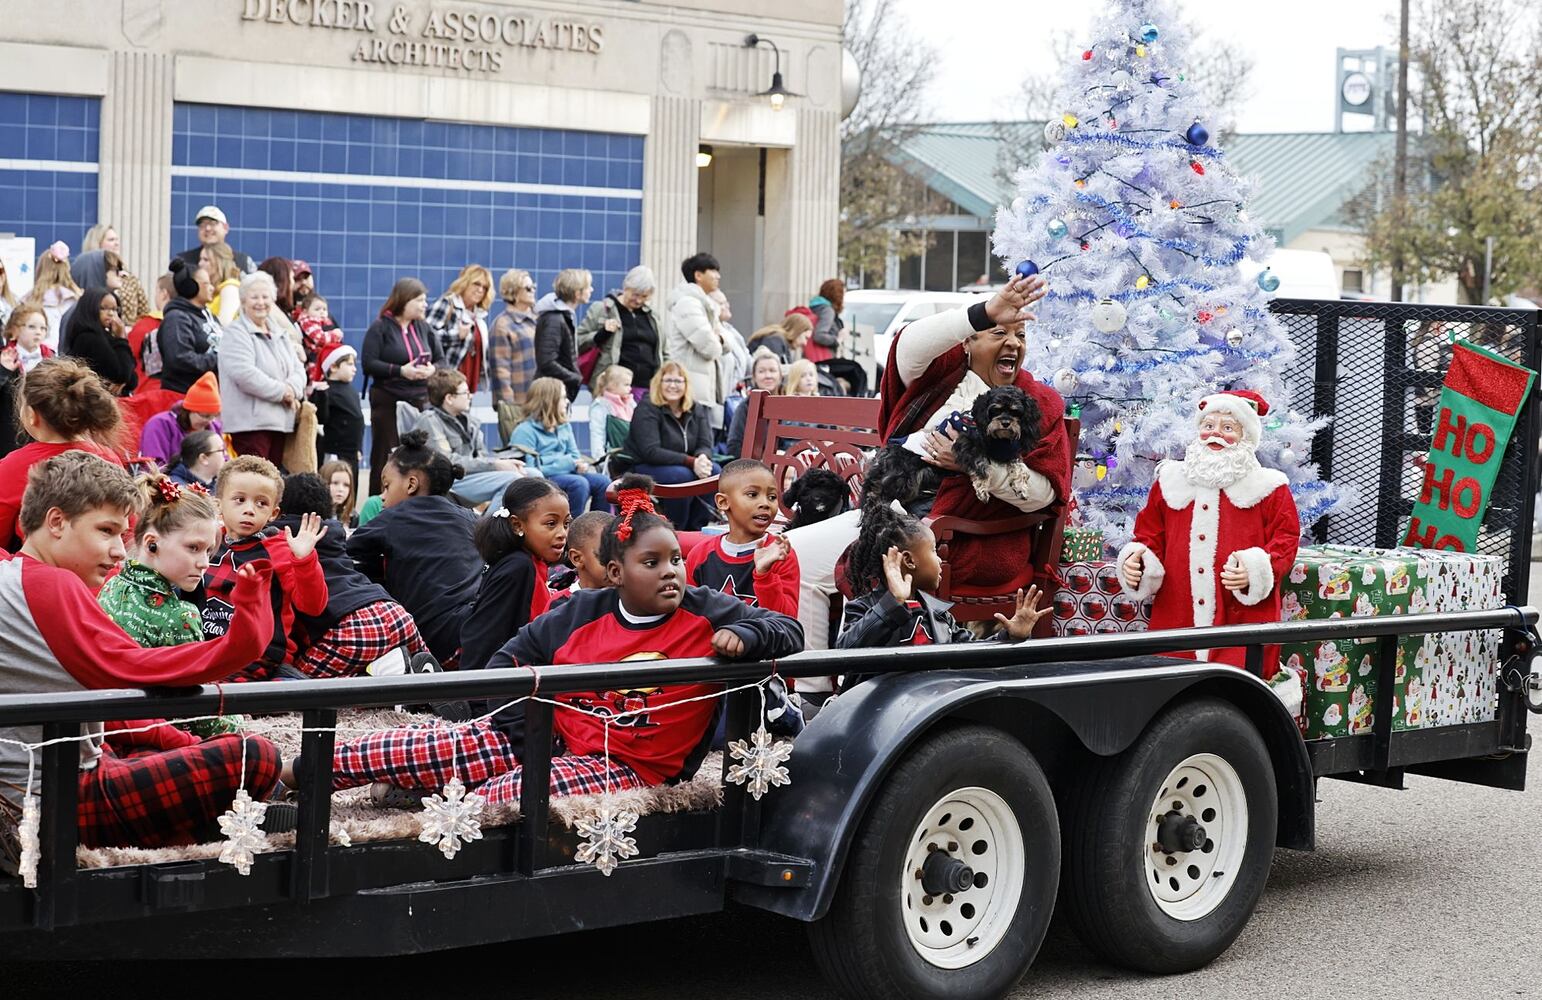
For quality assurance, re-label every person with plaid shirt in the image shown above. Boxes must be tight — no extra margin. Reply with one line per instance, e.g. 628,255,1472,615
1,451,286,849
426,265,493,391
303,477,803,805
275,472,429,679
488,268,538,446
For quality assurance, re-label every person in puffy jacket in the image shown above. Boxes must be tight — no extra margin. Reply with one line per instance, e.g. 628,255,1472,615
156,258,221,394
665,252,726,429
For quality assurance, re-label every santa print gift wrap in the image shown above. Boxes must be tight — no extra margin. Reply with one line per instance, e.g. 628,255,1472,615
1051,560,1152,637
1118,460,1300,674
1278,545,1504,739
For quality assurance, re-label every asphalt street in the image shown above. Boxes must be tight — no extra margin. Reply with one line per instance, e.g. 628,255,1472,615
8,571,1542,999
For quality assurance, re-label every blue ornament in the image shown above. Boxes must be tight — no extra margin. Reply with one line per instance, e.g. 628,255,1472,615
1047,218,1069,239
1114,220,1136,238
1015,260,1040,278
1054,154,1072,169
1139,22,1159,43
1185,121,1209,146
1257,268,1281,293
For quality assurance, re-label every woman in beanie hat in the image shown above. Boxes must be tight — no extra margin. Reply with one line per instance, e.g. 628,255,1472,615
138,371,224,468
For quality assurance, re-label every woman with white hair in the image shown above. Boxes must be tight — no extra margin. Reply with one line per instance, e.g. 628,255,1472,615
576,264,659,399
218,270,305,461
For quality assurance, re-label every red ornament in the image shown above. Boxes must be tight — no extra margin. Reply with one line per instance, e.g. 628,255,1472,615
1197,310,1214,323
1190,160,1205,175
1080,241,1091,251
1082,49,1093,61
1108,118,1117,128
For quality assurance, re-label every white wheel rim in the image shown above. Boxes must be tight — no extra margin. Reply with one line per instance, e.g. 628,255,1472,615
899,786,1025,969
1144,752,1248,922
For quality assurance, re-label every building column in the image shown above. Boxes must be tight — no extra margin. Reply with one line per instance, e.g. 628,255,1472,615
762,107,839,321
641,96,701,338
98,50,174,281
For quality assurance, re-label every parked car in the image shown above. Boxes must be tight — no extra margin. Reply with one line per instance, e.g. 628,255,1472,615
842,289,986,384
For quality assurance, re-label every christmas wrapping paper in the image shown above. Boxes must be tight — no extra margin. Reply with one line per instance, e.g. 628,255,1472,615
1278,545,1503,740
1051,560,1152,637
1060,527,1106,564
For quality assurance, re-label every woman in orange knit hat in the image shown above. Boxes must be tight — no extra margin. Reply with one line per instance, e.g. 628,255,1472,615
138,371,223,468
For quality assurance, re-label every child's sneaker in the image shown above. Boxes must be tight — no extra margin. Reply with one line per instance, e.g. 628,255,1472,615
370,782,429,810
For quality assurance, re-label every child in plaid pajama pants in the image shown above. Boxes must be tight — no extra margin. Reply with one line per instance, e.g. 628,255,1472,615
276,473,428,679
310,479,804,804
1,451,284,848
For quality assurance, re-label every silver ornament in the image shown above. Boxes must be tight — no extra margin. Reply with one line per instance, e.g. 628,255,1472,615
1280,447,1297,464
1090,297,1128,333
417,776,486,860
726,727,793,800
1111,69,1134,91
1053,367,1079,394
1225,328,1244,347
576,804,641,876
1044,120,1067,144
217,788,270,877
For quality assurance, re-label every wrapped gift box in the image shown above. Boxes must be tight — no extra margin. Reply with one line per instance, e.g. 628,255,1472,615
1279,545,1504,739
1051,560,1152,637
1059,527,1105,564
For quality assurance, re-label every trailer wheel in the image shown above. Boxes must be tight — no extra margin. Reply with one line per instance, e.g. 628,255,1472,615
808,724,1059,1000
1062,697,1277,974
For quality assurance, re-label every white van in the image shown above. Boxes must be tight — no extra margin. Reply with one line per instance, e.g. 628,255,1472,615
1240,248,1341,300
842,289,986,384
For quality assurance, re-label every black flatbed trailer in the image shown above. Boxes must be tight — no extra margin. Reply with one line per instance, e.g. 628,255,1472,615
3,297,1541,999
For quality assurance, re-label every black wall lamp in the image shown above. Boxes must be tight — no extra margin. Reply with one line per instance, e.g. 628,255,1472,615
744,33,800,111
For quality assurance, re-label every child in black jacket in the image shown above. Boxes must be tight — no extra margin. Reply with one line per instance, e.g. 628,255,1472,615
346,430,481,667
278,473,430,678
459,477,569,674
312,344,364,482
836,501,1047,688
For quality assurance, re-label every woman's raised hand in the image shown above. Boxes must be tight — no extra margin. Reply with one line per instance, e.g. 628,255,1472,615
985,274,1047,328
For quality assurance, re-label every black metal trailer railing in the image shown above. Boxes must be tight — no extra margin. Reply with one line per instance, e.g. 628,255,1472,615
1270,298,1541,606
1,607,1535,939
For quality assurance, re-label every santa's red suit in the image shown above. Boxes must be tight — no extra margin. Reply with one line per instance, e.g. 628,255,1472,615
1119,456,1300,676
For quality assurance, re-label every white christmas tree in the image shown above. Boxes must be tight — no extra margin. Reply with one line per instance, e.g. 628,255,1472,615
992,0,1347,549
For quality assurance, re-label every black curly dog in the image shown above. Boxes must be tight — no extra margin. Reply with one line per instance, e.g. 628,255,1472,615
860,384,1042,515
782,468,853,531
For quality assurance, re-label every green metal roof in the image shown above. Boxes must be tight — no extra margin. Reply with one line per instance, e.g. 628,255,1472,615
892,122,1396,244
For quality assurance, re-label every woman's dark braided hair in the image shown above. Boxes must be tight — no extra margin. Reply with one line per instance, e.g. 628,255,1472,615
474,475,565,565
598,473,675,565
845,496,929,595
387,429,462,496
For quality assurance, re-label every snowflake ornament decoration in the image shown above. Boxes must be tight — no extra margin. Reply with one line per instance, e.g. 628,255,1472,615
17,793,39,888
574,805,640,876
726,726,793,801
217,788,269,876
417,776,485,860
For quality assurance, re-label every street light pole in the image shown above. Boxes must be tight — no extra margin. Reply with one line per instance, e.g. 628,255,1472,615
1482,235,1493,304
1391,0,1410,302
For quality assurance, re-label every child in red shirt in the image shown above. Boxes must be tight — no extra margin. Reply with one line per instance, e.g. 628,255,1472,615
0,357,126,552
195,455,329,680
686,459,800,617
0,450,287,849
307,476,804,805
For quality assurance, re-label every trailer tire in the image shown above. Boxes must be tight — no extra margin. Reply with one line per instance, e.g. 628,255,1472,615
1062,696,1277,974
808,724,1059,1000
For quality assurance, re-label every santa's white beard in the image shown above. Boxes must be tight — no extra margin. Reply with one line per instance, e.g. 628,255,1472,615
1182,436,1260,489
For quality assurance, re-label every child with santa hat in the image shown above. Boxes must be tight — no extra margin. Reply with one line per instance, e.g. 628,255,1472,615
1118,389,1300,674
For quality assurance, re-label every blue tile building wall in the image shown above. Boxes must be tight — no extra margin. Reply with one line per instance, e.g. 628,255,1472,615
169,104,644,347
0,93,101,269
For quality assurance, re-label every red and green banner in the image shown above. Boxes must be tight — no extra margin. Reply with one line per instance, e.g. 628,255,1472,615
1404,340,1536,553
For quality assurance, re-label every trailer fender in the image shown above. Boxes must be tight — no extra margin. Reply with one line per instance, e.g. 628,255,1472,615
735,659,1313,922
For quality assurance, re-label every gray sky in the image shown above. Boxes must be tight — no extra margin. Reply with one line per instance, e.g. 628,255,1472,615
892,0,1401,132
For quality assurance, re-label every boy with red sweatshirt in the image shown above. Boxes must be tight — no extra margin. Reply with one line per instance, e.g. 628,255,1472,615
685,459,800,617
196,455,329,681
0,451,284,849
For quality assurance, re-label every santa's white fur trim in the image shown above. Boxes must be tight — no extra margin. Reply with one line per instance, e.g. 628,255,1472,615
1158,460,1288,510
1198,392,1263,445
1230,547,1275,606
1117,542,1165,601
1187,487,1220,628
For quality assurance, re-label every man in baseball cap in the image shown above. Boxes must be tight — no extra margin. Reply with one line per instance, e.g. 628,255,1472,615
176,204,255,275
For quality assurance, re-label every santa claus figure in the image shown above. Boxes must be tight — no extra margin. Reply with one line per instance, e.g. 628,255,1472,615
1118,389,1300,675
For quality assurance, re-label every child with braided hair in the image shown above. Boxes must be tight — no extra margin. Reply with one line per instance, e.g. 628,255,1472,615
835,500,1048,687
302,474,803,806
